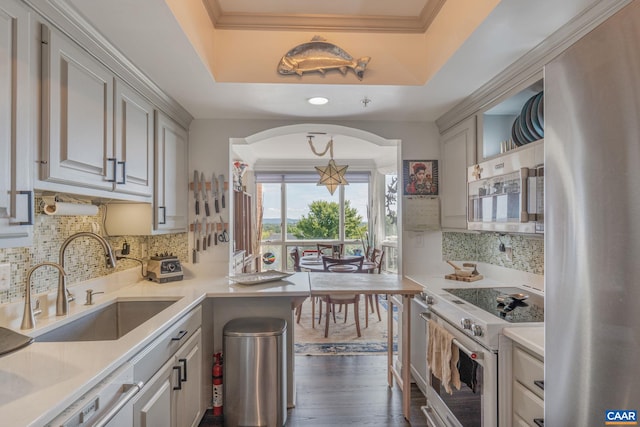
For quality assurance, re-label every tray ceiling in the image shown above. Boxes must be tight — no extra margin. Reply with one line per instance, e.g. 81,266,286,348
203,0,446,33
64,0,601,123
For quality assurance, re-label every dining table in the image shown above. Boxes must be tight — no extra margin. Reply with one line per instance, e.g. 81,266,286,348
307,272,424,420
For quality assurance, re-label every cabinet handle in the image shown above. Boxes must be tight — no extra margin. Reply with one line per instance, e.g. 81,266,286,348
534,418,544,427
12,191,33,225
179,358,187,381
173,366,182,390
171,330,188,341
534,380,544,390
106,158,117,182
158,206,166,224
117,160,126,184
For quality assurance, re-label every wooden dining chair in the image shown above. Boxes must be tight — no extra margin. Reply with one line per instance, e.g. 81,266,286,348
321,255,364,271
318,255,365,337
364,249,385,327
320,294,361,338
290,247,302,272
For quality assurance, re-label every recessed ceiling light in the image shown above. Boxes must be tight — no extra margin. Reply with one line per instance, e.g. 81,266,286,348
308,97,329,105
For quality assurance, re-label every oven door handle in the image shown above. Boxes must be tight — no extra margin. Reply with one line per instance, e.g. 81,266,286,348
420,308,484,360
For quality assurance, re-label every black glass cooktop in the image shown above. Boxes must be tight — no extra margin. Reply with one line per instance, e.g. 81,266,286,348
443,287,544,323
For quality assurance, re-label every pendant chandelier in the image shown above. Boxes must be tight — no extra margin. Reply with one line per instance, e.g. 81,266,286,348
308,135,348,195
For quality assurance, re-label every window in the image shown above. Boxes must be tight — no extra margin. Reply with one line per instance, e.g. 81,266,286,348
255,172,370,271
286,183,338,240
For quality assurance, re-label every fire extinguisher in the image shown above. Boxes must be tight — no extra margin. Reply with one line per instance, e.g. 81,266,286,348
212,352,223,417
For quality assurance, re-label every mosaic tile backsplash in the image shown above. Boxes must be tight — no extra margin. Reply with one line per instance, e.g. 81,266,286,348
0,199,188,304
442,231,544,275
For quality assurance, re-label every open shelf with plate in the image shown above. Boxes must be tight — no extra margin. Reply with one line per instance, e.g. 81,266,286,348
478,77,544,161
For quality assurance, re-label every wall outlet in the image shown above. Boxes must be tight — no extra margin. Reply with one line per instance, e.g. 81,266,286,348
0,263,10,291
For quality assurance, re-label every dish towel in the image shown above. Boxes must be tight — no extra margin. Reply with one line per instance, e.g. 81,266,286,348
457,348,479,393
427,320,461,394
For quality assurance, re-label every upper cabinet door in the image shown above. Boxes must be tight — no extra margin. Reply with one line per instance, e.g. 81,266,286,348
0,0,33,248
440,116,477,229
114,80,154,198
154,111,188,233
40,24,114,191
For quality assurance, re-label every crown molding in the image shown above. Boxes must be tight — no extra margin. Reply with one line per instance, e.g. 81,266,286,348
436,0,632,133
203,0,445,34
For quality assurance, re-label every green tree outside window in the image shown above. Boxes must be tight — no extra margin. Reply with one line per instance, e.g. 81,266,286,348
289,200,366,239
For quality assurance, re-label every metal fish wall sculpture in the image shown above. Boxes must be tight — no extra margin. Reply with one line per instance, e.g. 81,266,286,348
277,36,370,80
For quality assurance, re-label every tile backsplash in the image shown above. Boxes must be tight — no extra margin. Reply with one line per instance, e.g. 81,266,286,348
0,199,188,304
443,231,544,275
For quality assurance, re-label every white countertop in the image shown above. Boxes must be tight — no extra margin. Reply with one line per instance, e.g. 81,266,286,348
503,326,544,358
0,264,310,427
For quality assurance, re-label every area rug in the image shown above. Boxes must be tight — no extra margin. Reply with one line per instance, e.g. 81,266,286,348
294,295,398,355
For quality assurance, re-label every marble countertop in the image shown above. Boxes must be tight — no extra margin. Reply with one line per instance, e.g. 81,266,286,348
0,264,310,427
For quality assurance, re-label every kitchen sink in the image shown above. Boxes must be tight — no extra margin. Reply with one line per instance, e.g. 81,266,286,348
35,299,179,342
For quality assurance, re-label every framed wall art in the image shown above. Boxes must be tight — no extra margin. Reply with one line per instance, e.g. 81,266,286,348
403,160,438,196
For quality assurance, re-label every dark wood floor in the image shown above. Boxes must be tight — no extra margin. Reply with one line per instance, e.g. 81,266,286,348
199,354,428,426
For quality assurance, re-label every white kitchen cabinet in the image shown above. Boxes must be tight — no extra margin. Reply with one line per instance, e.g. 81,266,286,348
440,115,476,229
511,345,544,427
154,111,188,233
133,357,173,427
40,23,114,191
114,79,154,198
174,329,203,427
40,24,155,200
499,334,544,427
0,0,33,248
133,329,202,427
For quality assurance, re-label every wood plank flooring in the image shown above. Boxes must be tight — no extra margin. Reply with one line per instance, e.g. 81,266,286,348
198,354,428,426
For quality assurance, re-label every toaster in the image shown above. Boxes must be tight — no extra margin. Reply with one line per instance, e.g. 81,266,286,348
147,254,183,283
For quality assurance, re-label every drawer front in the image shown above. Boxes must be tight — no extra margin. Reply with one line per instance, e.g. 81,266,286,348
513,345,544,399
513,381,544,427
132,305,202,383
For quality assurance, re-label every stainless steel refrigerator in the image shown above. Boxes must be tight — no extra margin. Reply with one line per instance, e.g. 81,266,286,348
546,1,640,425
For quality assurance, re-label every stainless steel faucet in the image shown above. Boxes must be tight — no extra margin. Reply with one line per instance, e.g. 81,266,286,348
58,232,117,316
21,262,66,330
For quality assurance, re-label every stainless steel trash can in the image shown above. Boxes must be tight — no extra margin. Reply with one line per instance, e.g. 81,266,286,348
223,317,287,427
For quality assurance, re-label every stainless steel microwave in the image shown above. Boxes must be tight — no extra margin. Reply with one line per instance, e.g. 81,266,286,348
467,141,544,234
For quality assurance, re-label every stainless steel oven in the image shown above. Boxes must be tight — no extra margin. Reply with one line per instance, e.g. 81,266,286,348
419,284,544,427
421,308,497,427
